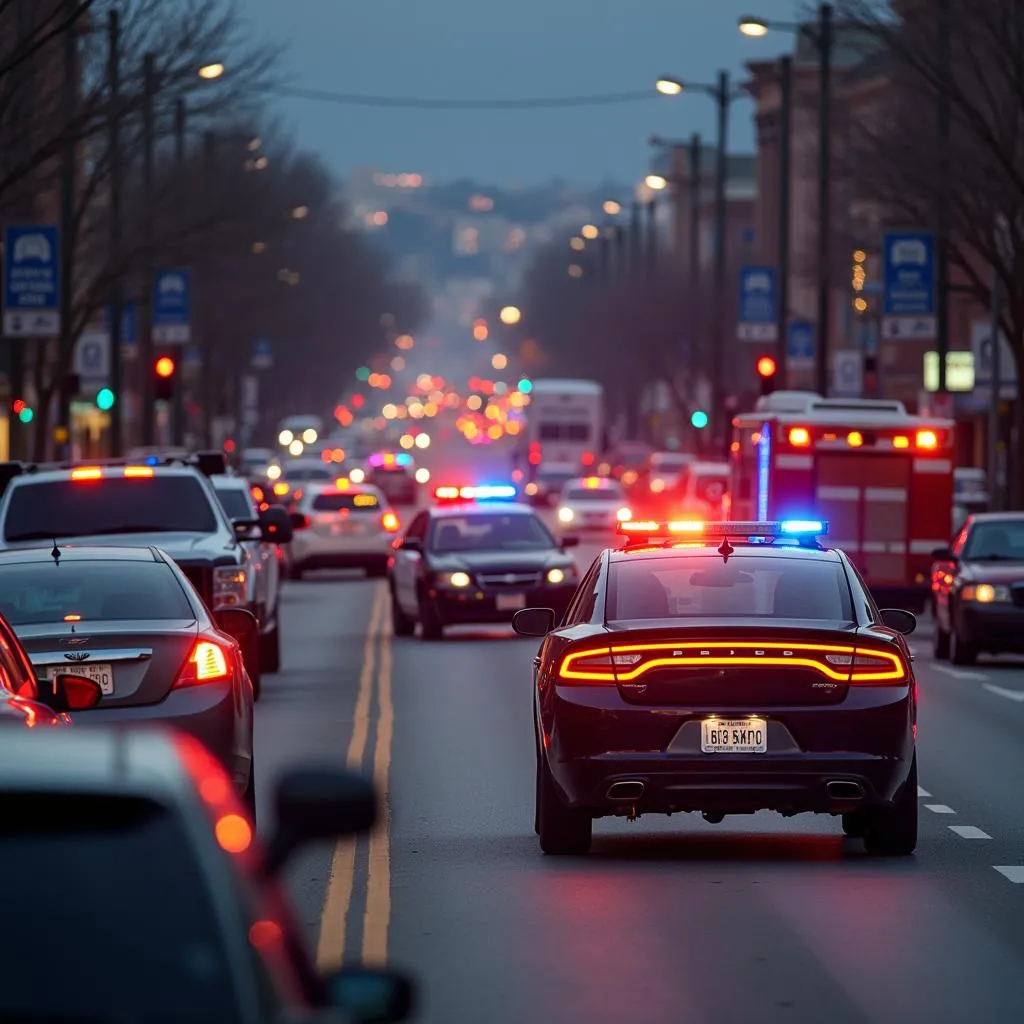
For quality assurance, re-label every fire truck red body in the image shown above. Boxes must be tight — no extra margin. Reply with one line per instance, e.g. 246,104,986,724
728,392,954,611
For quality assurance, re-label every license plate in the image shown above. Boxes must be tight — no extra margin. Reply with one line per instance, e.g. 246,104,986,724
47,662,114,696
496,593,526,611
700,717,767,753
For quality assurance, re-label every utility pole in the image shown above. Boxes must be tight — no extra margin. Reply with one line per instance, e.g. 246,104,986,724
629,200,642,273
645,196,657,274
140,52,156,447
172,97,186,446
988,268,1001,510
814,3,834,397
200,131,217,447
776,55,792,384
935,0,951,395
711,71,731,452
107,9,123,456
688,133,702,326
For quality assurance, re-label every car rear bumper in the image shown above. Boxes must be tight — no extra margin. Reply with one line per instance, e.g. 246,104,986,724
292,534,393,566
958,604,1024,649
430,585,576,625
73,682,252,790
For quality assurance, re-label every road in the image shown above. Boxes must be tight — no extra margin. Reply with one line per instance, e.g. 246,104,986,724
255,530,1024,1024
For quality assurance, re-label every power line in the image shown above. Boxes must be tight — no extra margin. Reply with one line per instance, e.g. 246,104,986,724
276,86,656,110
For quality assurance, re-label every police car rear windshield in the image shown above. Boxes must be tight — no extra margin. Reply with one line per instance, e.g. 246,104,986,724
312,492,380,511
4,477,219,541
429,513,556,552
608,555,854,622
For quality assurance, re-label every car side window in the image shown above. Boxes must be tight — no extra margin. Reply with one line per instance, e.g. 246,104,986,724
562,557,602,626
844,559,880,624
405,511,428,541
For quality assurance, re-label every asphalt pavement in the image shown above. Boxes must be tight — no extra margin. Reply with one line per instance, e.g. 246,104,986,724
254,528,1024,1024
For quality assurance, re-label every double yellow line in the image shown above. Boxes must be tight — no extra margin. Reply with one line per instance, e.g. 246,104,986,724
316,581,394,968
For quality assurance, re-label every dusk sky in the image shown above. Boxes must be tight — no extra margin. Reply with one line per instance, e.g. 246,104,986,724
246,0,798,186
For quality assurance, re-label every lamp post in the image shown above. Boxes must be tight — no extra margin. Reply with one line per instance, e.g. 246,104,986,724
739,3,834,397
776,55,792,382
655,72,743,446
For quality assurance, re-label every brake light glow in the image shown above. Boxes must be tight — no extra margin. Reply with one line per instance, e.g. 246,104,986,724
381,510,400,532
193,641,230,681
847,431,864,448
64,614,81,622
215,813,253,854
273,482,289,496
916,429,937,449
893,435,910,449
335,477,350,489
71,467,102,480
559,642,906,684
788,427,811,446
123,466,154,478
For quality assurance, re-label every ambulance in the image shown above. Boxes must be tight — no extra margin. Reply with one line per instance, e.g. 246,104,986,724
727,391,954,611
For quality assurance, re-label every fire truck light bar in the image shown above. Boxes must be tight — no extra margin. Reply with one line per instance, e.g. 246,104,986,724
616,519,828,539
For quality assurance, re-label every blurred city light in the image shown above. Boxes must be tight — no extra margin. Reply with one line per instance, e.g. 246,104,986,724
415,433,431,449
491,353,508,370
399,434,414,449
581,224,599,240
288,440,304,456
499,305,521,325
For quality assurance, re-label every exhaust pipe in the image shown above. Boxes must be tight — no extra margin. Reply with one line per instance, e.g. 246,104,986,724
827,781,864,800
606,780,645,801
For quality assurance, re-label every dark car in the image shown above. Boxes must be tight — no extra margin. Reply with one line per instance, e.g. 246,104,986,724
0,454,293,697
513,518,919,857
388,486,579,640
0,545,258,813
931,511,1024,664
0,725,414,1024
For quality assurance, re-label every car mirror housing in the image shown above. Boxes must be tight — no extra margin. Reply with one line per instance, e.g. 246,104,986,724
259,505,294,544
325,967,415,1023
36,672,103,713
879,608,917,636
512,607,556,637
214,607,258,644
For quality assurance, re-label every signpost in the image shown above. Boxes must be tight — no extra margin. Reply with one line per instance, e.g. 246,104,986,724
881,231,937,340
737,266,778,342
832,349,863,397
251,338,273,370
152,269,191,344
3,225,61,337
74,332,111,382
787,321,814,371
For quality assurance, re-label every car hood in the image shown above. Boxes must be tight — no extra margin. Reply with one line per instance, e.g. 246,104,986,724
959,561,1024,583
3,531,237,561
430,549,572,572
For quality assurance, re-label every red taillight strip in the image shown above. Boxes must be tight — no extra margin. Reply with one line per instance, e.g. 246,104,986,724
559,642,906,684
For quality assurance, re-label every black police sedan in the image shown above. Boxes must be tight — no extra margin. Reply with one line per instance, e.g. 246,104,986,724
388,485,579,640
513,519,919,857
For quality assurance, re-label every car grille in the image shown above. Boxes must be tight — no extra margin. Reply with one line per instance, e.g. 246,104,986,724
477,571,543,589
180,564,213,604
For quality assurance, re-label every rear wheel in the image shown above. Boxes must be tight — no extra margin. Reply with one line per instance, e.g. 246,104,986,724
949,626,977,666
242,761,256,826
419,595,444,640
260,620,280,673
933,623,950,660
864,755,918,856
537,754,592,855
841,810,869,838
391,589,415,636
244,642,262,701
289,562,304,581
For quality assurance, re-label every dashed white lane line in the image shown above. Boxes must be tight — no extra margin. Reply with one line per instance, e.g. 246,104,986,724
983,683,1024,702
917,786,931,797
931,663,986,680
926,804,956,814
948,825,992,839
994,867,1024,883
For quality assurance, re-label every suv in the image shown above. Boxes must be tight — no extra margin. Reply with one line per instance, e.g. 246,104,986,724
0,453,292,697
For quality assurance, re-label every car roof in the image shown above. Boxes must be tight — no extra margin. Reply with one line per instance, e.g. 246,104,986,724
966,512,1024,523
431,501,537,519
608,543,844,564
210,474,250,489
6,464,205,486
0,545,160,564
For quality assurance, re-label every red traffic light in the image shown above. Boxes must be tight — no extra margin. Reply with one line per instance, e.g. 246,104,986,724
756,356,777,378
155,356,176,378
11,399,26,415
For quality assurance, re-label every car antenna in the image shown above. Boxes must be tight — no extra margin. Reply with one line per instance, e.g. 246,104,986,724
51,537,61,566
718,536,734,563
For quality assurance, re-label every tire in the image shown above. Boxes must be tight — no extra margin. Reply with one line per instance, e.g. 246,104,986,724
244,641,262,701
419,595,444,640
537,754,592,855
289,562,304,581
933,623,950,660
391,590,415,637
841,810,869,838
949,626,977,666
864,755,918,856
260,620,281,674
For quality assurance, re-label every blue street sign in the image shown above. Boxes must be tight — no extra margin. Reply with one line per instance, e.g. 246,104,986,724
152,268,192,344
737,266,778,342
251,338,273,370
104,303,138,345
882,231,937,340
3,225,60,337
787,321,815,368
184,345,202,367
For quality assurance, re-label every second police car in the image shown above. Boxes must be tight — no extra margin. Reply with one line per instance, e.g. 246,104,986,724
389,486,579,640
513,518,919,857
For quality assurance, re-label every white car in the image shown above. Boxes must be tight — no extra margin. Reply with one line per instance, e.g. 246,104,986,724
555,477,632,533
289,480,400,579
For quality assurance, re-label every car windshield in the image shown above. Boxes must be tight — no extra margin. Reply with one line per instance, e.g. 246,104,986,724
214,487,255,520
608,554,854,621
3,477,219,541
312,491,380,511
429,512,556,552
0,793,241,1024
565,486,623,502
963,520,1024,560
0,561,195,625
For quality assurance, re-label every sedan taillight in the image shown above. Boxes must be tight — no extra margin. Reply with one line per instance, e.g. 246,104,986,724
175,640,232,688
381,510,400,532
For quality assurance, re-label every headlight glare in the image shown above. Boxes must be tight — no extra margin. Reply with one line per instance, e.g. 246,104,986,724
557,506,574,523
547,568,565,584
449,571,471,588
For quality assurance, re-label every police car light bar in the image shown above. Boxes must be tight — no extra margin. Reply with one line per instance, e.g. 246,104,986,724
616,519,828,539
434,484,517,502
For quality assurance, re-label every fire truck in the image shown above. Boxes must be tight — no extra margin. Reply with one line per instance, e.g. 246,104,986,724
727,391,954,611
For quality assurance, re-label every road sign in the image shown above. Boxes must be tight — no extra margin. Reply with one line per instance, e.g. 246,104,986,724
832,349,863,397
737,266,778,342
882,230,936,340
251,338,273,370
241,374,259,426
104,303,138,346
152,269,191,344
787,321,814,369
74,332,110,380
971,319,1016,397
3,225,60,337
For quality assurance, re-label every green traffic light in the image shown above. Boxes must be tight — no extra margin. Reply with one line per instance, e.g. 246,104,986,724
355,366,370,381
690,410,709,429
18,407,33,424
96,388,115,411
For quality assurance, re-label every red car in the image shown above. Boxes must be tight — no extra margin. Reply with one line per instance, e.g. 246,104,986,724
514,518,919,857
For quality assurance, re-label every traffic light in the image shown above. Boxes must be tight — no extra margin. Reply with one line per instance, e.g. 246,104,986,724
11,398,33,424
96,387,115,411
154,355,176,402
851,248,868,315
690,410,709,429
757,355,777,396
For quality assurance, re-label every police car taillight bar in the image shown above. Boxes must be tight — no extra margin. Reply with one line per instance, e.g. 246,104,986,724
616,519,828,539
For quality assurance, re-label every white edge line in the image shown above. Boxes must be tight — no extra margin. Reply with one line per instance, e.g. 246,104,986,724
983,683,1024,702
994,866,1024,883
931,663,986,680
948,825,992,839
925,804,956,814
917,786,931,797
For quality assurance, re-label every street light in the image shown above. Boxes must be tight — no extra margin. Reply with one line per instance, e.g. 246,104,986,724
656,77,684,96
739,4,833,398
603,200,622,216
581,224,599,240
197,62,225,80
292,205,309,219
499,305,521,325
644,174,668,190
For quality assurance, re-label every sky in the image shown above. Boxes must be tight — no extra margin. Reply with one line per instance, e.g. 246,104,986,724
245,0,798,188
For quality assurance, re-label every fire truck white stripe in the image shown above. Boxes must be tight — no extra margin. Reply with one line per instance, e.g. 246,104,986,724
776,454,813,469
833,540,859,551
914,458,952,474
888,542,907,552
862,541,887,553
816,486,860,500
865,487,907,501
909,539,948,553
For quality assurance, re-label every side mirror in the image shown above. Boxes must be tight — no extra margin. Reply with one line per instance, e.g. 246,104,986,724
512,607,556,637
263,766,377,874
36,673,103,713
560,535,580,549
214,607,259,644
259,505,294,544
233,518,261,540
399,537,422,552
880,608,917,636
290,512,311,530
325,967,415,1023
931,546,955,561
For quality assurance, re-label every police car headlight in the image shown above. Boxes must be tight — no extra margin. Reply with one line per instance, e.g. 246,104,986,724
557,506,574,523
546,568,566,585
448,571,472,588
